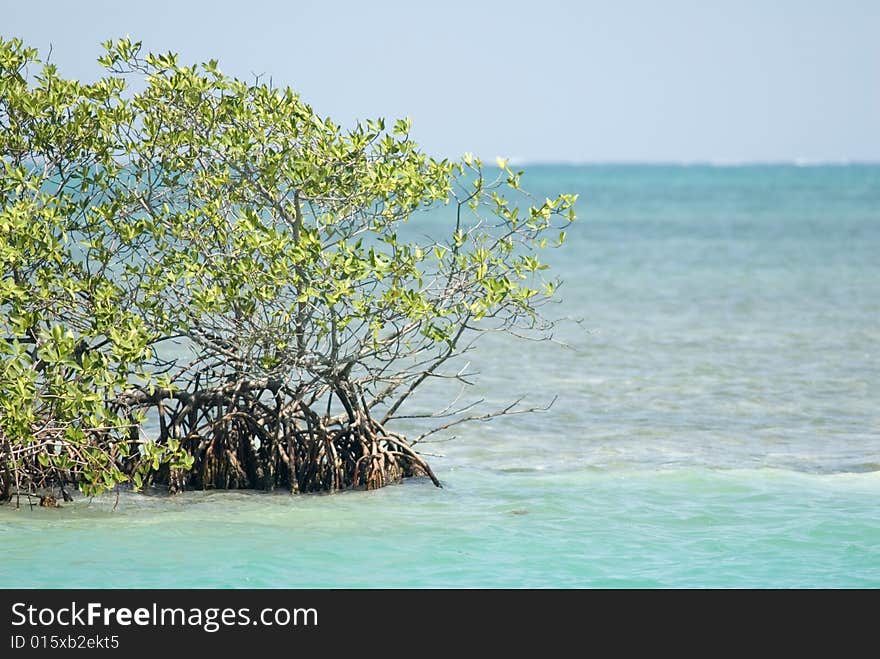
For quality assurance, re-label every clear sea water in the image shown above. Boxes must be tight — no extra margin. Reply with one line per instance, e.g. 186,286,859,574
2,164,878,588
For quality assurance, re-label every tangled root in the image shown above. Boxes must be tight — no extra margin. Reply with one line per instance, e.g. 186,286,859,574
127,381,440,494
1,380,440,502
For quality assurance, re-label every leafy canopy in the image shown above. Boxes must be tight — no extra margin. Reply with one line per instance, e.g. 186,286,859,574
0,36,576,498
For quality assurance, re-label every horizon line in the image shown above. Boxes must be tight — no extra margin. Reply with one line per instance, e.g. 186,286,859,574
488,158,880,168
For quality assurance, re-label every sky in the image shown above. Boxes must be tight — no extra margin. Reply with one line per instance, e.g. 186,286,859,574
2,0,879,163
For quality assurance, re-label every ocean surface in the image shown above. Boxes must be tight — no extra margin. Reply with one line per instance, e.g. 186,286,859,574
2,164,879,588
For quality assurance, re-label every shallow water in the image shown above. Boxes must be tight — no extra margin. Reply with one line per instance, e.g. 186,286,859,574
3,469,878,588
2,164,878,587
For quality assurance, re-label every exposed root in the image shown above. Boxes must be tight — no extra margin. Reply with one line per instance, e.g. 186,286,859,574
121,378,441,494
1,378,441,502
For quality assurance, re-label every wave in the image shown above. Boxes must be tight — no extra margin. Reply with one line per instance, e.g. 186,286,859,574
484,158,880,168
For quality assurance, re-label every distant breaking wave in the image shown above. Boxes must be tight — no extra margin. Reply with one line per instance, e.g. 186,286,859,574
490,158,878,167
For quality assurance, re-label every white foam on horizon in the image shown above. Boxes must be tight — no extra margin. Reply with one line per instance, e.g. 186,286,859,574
482,158,878,168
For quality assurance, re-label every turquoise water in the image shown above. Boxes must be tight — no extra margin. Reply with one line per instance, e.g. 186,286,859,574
2,164,879,587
